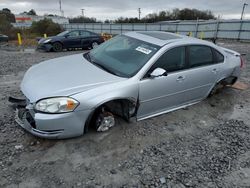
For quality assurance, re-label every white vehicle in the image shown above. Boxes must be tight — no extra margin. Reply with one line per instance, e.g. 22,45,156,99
10,31,243,139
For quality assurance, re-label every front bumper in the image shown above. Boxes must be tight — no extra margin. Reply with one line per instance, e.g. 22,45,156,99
36,43,53,52
15,108,63,138
13,100,91,139
0,37,8,42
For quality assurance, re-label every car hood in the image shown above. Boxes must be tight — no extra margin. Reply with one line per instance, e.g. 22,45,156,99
21,53,126,103
38,36,62,43
0,34,8,38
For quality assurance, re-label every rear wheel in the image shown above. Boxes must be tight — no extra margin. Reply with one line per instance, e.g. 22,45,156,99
52,42,63,52
208,77,236,97
209,83,223,97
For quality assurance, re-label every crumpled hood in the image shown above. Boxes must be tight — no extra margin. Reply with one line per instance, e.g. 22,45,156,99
38,36,62,43
21,53,125,103
38,37,53,43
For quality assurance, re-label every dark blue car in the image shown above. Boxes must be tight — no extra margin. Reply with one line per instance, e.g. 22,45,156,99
37,30,104,52
0,34,8,42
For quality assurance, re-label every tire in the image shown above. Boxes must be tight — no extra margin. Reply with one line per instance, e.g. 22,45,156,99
208,82,224,97
52,42,63,52
91,42,99,49
95,110,115,132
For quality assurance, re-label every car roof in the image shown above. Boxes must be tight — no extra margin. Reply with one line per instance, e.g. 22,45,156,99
69,29,98,35
124,31,208,47
70,29,94,32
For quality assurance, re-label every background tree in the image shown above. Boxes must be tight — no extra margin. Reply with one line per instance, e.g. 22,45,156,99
2,8,11,13
178,8,214,20
104,19,111,23
0,8,15,23
30,18,63,36
69,16,99,23
114,8,215,23
27,9,37,16
0,14,12,33
0,10,20,40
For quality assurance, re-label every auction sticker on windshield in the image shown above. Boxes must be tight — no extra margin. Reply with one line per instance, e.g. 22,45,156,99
135,46,152,54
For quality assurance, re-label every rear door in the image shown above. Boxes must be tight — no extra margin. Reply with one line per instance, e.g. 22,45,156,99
80,31,101,48
183,45,222,101
79,31,92,48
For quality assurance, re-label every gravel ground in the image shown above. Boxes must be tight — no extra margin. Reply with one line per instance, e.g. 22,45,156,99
0,41,250,188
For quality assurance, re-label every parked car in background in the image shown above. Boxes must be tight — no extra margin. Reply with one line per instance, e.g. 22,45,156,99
37,30,104,52
10,31,242,139
0,34,8,42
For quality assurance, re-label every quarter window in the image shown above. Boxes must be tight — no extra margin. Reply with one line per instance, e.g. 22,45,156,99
188,45,213,68
80,31,91,37
150,46,186,73
214,49,224,63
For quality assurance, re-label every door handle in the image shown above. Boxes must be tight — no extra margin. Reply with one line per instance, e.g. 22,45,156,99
212,68,218,73
176,76,185,81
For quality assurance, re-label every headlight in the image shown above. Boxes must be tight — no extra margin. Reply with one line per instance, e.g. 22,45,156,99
43,39,51,43
35,97,79,113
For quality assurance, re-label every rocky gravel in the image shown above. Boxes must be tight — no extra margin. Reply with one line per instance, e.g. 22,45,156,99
0,41,250,188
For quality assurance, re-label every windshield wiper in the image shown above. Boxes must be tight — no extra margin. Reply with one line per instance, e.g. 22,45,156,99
83,52,92,63
83,52,120,76
93,62,120,76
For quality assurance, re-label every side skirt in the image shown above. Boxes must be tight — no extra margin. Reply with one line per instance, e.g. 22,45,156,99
137,100,202,121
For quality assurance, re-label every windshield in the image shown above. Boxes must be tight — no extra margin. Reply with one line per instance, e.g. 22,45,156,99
57,31,69,36
85,35,160,78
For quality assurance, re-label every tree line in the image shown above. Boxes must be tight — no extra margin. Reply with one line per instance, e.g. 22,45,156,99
69,8,215,23
0,7,215,24
0,7,215,39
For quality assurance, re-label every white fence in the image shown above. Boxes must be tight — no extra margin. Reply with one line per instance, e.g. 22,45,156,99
62,20,250,40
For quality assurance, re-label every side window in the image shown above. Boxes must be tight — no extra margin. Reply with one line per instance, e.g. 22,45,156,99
214,49,224,63
188,45,213,68
89,32,98,36
68,31,79,37
80,31,91,37
149,46,186,74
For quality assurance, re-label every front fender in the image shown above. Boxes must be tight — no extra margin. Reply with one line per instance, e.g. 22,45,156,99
71,80,139,112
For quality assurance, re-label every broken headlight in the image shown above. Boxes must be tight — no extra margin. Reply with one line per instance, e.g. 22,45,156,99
43,39,51,43
35,97,79,113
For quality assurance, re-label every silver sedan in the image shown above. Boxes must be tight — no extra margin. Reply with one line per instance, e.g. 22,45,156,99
10,31,243,139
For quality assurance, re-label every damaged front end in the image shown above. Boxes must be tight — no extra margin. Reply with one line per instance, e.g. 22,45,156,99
8,96,64,138
9,97,36,129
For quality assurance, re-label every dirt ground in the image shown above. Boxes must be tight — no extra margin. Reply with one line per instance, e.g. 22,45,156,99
0,41,250,188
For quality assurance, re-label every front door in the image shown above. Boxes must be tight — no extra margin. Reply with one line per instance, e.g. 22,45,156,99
137,46,189,119
64,30,81,48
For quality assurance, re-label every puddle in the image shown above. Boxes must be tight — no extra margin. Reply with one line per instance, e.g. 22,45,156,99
0,46,36,53
21,48,36,53
229,104,250,121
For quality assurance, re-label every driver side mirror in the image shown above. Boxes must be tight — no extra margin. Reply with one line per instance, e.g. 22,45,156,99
150,68,167,78
64,34,69,38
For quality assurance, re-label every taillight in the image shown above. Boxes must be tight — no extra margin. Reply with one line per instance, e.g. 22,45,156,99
240,56,244,68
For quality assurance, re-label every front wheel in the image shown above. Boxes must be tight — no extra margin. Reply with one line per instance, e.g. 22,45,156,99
52,42,63,52
91,42,99,49
95,110,115,132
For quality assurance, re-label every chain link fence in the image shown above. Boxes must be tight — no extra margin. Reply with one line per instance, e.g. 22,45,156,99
62,20,250,40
